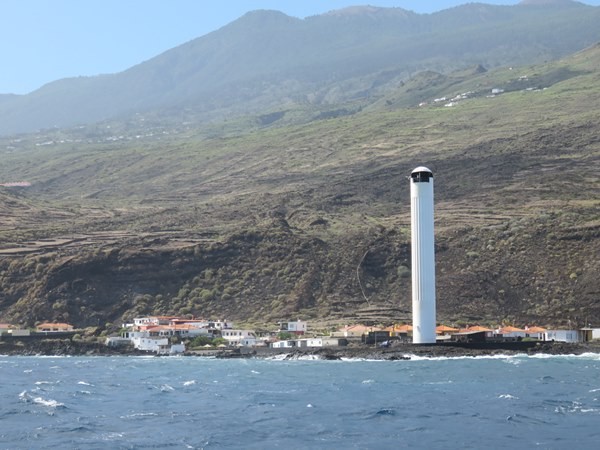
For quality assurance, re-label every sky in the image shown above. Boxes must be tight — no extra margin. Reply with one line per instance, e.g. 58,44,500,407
1,0,599,95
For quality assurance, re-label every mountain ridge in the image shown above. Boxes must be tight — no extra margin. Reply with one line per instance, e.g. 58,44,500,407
0,2,599,135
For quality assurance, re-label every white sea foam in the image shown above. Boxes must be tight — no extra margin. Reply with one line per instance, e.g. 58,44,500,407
120,412,159,419
23,369,33,373
160,384,175,392
183,380,196,386
77,381,93,386
19,390,64,408
499,394,518,399
294,354,321,360
306,404,313,408
34,380,55,385
362,379,375,384
265,353,290,360
32,396,64,408
251,370,260,374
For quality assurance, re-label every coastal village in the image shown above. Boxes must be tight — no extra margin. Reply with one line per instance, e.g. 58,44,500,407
2,316,600,355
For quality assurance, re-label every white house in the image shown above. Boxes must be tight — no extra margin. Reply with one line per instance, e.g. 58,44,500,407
278,320,307,335
208,320,233,330
221,329,256,346
297,338,323,348
321,337,346,347
495,326,527,339
271,340,296,349
9,329,31,337
544,329,584,343
524,326,547,340
132,337,170,352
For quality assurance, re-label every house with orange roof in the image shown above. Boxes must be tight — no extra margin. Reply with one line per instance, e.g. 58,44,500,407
495,326,527,339
383,324,413,340
36,322,74,332
453,325,494,343
524,326,546,340
458,325,493,333
334,324,382,338
436,325,459,335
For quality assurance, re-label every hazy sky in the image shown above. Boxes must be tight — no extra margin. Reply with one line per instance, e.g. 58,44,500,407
2,0,599,95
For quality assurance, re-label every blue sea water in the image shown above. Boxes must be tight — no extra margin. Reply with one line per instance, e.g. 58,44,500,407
1,353,600,449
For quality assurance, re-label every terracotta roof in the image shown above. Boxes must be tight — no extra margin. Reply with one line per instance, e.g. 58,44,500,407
458,325,493,333
436,325,459,333
383,324,413,332
339,324,382,333
525,326,547,333
37,322,73,328
496,326,526,334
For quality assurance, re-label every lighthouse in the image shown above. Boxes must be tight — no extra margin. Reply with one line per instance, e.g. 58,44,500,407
410,166,436,344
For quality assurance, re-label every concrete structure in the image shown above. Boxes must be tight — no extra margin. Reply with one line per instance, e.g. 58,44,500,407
410,166,436,344
9,329,31,337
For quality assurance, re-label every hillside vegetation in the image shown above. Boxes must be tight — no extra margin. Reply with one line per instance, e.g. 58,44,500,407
0,23,599,330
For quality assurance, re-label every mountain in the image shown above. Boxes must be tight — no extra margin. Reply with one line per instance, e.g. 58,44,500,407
0,1,599,135
0,40,598,330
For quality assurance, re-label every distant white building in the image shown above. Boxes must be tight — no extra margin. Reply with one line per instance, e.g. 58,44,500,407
9,329,31,337
132,337,170,352
296,338,323,348
271,340,296,349
278,320,307,335
544,329,584,343
208,320,233,330
221,329,256,346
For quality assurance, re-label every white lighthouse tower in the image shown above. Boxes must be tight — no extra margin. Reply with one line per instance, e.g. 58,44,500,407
410,166,436,344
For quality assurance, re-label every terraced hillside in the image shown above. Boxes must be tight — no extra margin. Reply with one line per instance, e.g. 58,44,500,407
0,45,598,330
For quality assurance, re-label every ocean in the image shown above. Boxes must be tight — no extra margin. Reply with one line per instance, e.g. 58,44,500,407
1,353,599,449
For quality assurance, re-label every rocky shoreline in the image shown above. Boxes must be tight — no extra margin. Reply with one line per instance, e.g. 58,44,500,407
2,338,599,359
225,340,600,361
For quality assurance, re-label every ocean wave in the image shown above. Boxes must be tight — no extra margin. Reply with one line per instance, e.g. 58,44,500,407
19,390,65,408
33,397,65,408
264,353,323,361
182,380,196,386
77,381,93,386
